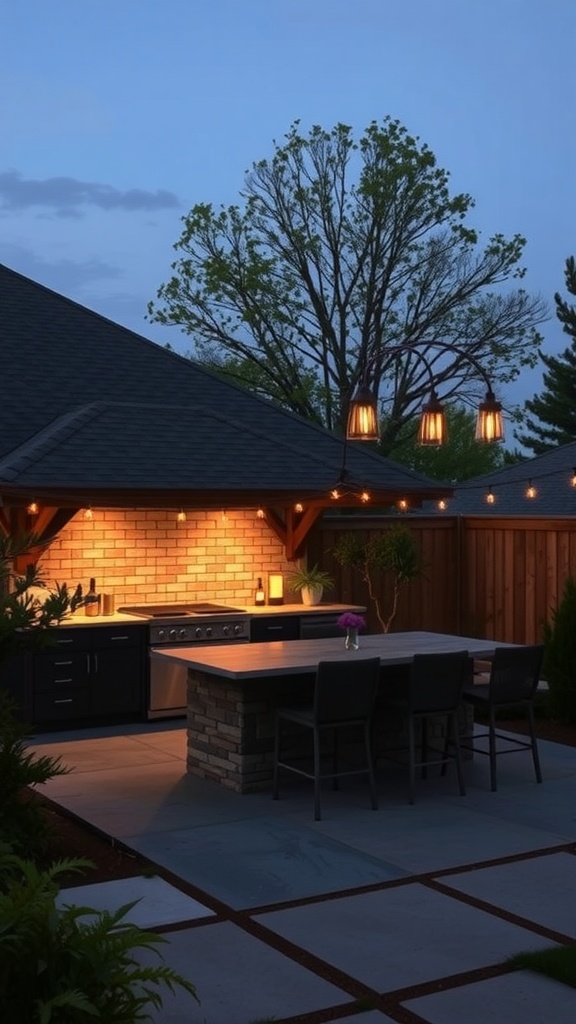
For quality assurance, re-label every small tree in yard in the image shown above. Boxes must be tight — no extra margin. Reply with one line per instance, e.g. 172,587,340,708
332,524,424,633
543,576,576,724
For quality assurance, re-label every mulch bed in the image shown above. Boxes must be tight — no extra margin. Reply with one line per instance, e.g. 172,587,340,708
32,793,156,886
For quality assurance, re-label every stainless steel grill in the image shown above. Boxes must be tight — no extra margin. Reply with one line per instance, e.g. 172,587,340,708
118,602,251,718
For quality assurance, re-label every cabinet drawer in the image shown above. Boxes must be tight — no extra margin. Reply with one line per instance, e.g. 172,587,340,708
92,626,145,649
250,616,299,642
34,688,90,722
49,629,94,651
34,652,89,689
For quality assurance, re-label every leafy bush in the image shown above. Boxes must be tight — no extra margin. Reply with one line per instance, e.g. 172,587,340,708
543,576,576,724
0,692,69,858
0,847,199,1023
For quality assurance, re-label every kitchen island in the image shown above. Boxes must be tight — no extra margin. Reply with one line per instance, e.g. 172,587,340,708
151,632,515,792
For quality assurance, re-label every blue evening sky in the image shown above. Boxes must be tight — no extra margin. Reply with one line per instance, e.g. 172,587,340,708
2,0,575,416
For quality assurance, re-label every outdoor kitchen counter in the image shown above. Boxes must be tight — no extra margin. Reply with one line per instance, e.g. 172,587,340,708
151,632,514,792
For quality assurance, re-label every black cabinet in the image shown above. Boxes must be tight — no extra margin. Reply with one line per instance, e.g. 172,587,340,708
298,614,343,639
250,612,344,643
32,625,146,725
250,615,300,643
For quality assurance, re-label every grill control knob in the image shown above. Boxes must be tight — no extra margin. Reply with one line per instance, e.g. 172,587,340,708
206,626,213,638
157,629,165,641
222,625,230,636
169,629,177,640
179,628,187,640
195,627,203,639
234,624,244,636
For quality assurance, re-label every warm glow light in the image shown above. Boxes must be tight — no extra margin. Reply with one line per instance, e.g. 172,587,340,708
486,488,496,505
571,468,576,488
27,501,39,515
438,498,448,511
330,488,341,500
475,390,505,443
268,573,284,605
294,502,303,513
397,498,409,512
177,509,187,523
525,481,537,499
221,510,228,523
256,507,265,518
346,385,380,440
360,490,370,503
83,507,94,520
418,392,446,446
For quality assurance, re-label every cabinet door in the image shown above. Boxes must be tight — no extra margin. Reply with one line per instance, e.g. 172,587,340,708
91,647,144,716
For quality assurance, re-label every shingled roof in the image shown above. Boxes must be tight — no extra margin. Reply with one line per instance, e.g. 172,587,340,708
0,263,447,512
437,442,576,516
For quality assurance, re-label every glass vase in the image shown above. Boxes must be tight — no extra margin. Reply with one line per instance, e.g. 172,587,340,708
345,627,359,650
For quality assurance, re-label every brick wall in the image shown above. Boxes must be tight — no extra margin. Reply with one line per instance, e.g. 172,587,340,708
36,508,292,606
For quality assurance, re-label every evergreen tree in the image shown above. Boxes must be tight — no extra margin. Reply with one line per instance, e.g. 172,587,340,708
517,256,576,455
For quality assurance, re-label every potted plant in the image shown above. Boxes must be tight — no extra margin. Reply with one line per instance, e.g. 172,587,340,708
286,564,335,606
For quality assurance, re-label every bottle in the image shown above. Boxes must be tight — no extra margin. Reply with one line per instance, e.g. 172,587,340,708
255,577,265,606
84,577,99,616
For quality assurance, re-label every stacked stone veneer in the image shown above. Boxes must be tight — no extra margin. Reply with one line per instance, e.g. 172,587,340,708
35,508,292,607
186,669,315,792
185,664,475,794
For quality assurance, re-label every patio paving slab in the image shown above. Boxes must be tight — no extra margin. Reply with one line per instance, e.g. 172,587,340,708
129,817,408,908
254,884,548,992
440,851,576,937
403,970,576,1023
57,875,214,928
138,920,352,1024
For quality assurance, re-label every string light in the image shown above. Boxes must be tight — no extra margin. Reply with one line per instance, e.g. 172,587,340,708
360,490,371,503
438,499,448,511
176,509,187,523
83,506,94,520
525,480,537,499
330,488,341,500
221,510,228,523
294,502,303,513
486,488,495,505
27,501,39,515
397,498,409,512
572,468,576,488
256,507,265,519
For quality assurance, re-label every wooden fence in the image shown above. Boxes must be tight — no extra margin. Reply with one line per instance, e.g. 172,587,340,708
308,515,576,644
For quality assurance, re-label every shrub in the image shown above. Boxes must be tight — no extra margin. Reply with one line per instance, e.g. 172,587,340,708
0,848,199,1022
0,692,69,858
543,575,576,724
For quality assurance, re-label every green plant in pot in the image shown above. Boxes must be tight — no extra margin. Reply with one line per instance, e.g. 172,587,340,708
287,564,335,606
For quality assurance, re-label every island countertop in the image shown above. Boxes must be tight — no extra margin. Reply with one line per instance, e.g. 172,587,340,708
151,631,514,680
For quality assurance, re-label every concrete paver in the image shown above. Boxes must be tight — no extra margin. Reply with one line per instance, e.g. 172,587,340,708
28,722,576,1024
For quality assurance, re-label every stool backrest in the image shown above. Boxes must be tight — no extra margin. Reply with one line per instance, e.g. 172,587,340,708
314,657,381,724
409,650,470,714
489,645,544,704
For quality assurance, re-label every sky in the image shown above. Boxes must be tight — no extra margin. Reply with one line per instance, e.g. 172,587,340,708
3,0,576,422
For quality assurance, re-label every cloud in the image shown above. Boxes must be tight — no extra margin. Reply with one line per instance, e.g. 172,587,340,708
0,170,180,217
0,243,121,289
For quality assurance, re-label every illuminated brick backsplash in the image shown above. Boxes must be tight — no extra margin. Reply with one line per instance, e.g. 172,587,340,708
37,508,294,606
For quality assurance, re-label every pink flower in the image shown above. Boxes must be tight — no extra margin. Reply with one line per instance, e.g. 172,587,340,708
337,612,366,631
